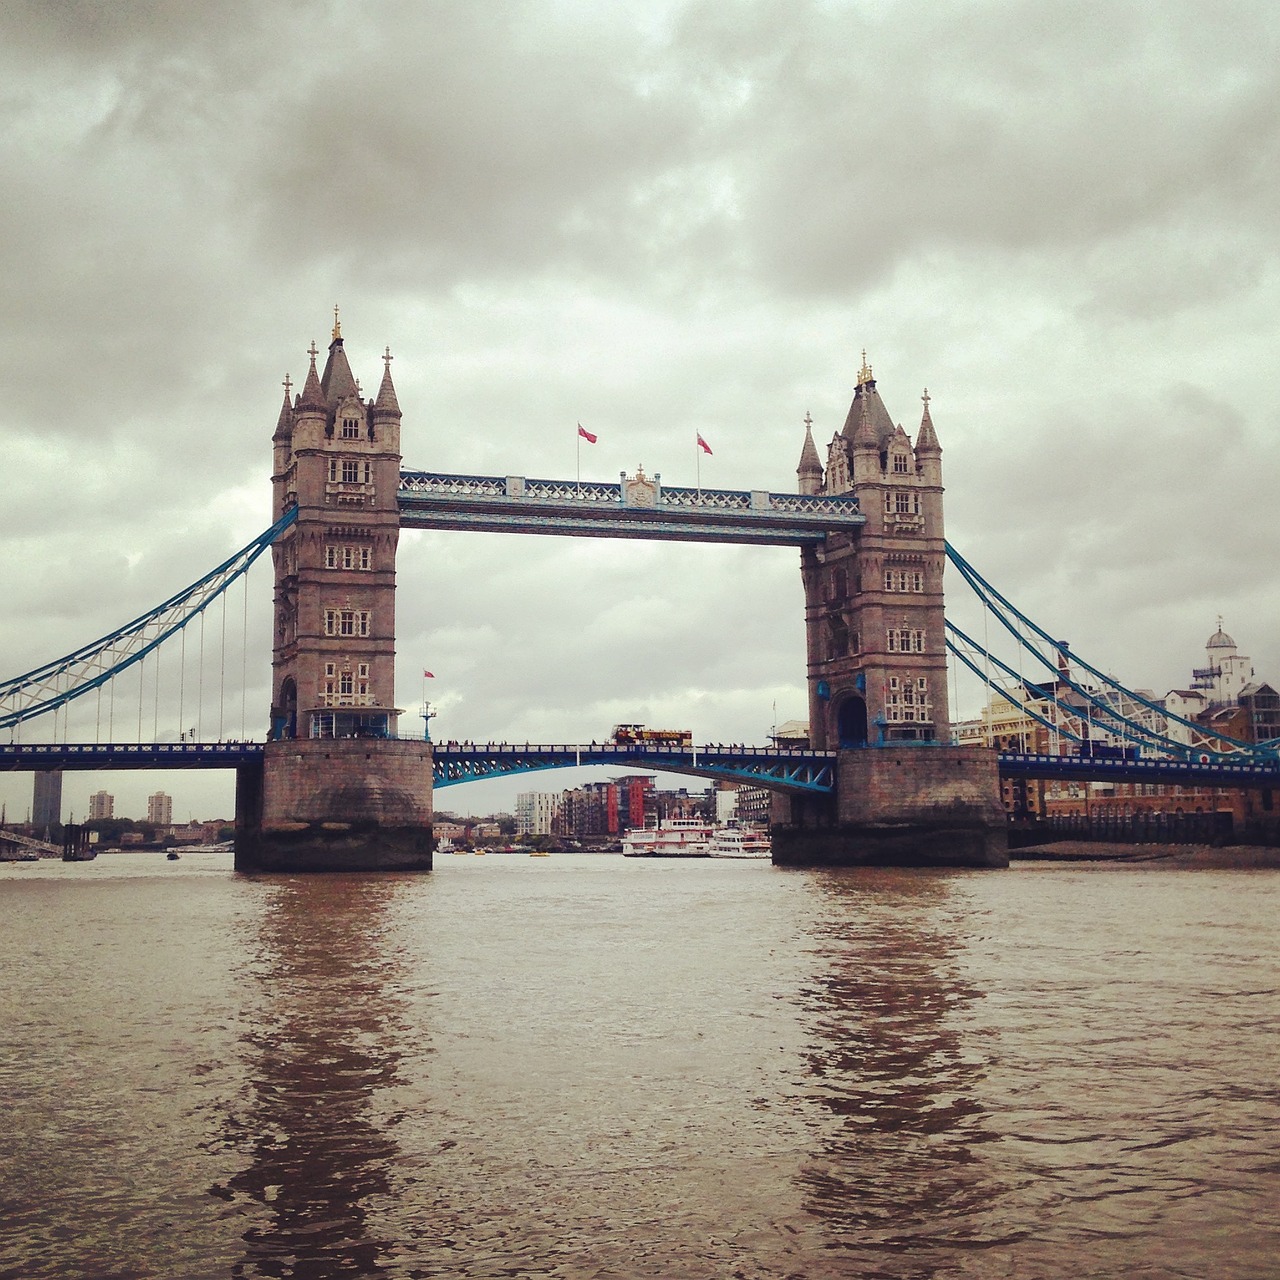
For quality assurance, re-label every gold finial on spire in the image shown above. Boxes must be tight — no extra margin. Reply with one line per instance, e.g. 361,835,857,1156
332,305,341,341
307,340,319,363
857,349,873,387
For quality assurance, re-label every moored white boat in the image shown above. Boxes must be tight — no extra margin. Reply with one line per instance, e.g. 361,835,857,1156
622,817,713,857
708,823,771,859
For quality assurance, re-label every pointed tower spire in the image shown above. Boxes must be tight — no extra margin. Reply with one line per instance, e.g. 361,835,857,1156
373,345,401,418
273,374,294,441
298,341,326,408
797,409,824,494
915,387,941,455
320,307,359,403
852,381,878,449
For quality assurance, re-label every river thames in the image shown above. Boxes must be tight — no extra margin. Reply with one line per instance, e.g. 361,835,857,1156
2,851,1277,1279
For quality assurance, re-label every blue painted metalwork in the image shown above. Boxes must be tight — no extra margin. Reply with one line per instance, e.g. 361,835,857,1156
945,541,1276,762
398,470,863,545
997,750,1280,787
432,742,837,793
0,742,264,771
1,509,297,735
3,739,1273,799
946,623,1087,743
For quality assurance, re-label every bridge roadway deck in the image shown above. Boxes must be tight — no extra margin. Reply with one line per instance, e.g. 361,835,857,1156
431,742,837,793
397,471,866,544
1,744,1276,794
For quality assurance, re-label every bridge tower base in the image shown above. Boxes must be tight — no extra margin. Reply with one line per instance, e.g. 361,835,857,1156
771,745,1008,869
235,740,434,873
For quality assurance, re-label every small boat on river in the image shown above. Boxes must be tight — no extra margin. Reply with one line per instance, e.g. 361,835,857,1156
622,818,713,858
708,823,771,859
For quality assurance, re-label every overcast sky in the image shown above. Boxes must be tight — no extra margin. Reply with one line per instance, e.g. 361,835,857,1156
3,0,1279,822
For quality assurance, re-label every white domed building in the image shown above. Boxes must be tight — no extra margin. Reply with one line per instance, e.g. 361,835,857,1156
1191,622,1254,707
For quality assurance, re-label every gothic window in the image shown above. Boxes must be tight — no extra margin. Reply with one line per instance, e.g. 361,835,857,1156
328,459,372,484
884,567,926,593
833,567,847,599
827,615,849,658
325,544,373,571
886,628,925,653
341,416,361,439
892,453,909,474
895,491,912,514
324,608,372,638
886,674,931,722
322,660,373,705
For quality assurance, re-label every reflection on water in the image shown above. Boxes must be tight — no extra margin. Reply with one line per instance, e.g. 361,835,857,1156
3,855,1279,1279
215,875,416,1278
794,870,1018,1268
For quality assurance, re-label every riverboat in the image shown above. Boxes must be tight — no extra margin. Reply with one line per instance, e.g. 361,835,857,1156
622,817,713,858
708,823,771,859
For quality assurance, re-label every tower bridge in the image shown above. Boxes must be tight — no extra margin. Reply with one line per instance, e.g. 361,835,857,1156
5,318,1274,870
238,326,1002,872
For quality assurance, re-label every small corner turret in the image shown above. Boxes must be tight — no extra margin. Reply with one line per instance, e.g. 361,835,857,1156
797,410,824,495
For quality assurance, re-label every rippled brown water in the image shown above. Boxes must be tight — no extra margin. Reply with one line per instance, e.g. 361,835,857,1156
2,852,1277,1278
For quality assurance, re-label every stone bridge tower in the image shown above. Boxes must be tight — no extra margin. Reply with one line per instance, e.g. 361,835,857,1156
236,314,434,872
778,355,1006,869
269,317,403,741
799,354,949,750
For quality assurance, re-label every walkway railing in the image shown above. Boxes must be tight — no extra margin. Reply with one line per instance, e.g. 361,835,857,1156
397,471,864,544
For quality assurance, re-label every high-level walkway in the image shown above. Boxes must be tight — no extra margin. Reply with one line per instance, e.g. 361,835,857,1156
398,472,865,543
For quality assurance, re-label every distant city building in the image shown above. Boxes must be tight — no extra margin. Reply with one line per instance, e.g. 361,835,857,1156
735,785,774,826
770,720,811,748
147,791,173,827
516,792,559,836
88,790,114,821
33,771,63,832
1189,622,1254,709
1040,622,1276,833
1239,682,1280,744
553,775,658,839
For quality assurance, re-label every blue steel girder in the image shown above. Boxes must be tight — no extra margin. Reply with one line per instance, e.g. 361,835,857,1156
1,509,297,734
0,742,264,772
432,743,836,793
398,471,864,545
997,751,1280,788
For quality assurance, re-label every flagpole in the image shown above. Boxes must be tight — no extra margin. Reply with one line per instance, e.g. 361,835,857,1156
695,432,701,497
576,424,581,492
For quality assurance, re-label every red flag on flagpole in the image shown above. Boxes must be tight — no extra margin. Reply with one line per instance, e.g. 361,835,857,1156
423,670,435,678
696,432,713,455
578,423,597,444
